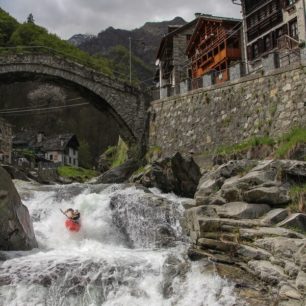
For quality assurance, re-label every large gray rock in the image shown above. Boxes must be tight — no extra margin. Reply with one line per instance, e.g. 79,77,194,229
0,167,37,250
195,160,258,204
248,260,287,284
244,186,290,206
296,271,306,291
216,202,271,219
131,153,201,198
97,159,140,184
261,209,289,225
1,165,29,181
110,190,182,248
278,213,306,232
282,160,306,179
255,237,306,260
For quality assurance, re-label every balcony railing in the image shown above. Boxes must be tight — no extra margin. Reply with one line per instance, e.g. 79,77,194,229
277,34,299,50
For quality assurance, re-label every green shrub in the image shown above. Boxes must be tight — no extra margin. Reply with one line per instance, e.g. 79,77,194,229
101,137,128,169
216,135,275,156
276,127,306,158
57,165,98,182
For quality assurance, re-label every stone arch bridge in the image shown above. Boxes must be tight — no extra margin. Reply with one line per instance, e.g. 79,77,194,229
0,49,151,148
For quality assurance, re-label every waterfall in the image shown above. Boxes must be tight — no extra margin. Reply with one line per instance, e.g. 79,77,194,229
0,181,238,306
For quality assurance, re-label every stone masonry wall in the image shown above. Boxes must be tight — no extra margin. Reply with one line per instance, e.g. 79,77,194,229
149,63,306,157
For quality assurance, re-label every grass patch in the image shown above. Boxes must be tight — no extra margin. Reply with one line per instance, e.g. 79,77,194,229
145,146,162,163
215,135,275,156
289,184,306,213
276,127,306,158
103,137,128,169
132,166,146,177
57,166,98,182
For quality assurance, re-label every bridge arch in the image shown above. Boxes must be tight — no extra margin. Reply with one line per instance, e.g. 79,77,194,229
0,52,149,148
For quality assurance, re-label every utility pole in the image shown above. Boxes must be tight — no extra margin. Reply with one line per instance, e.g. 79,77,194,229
129,37,132,84
232,0,249,74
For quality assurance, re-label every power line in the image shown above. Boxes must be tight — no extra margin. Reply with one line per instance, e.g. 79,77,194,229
0,97,83,112
0,102,89,115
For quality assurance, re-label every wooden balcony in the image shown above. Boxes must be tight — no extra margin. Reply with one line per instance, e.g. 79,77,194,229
192,47,241,76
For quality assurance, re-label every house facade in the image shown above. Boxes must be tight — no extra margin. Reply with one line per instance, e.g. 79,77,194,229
0,117,12,164
42,134,79,167
186,15,242,89
12,132,79,167
155,18,198,98
242,0,306,71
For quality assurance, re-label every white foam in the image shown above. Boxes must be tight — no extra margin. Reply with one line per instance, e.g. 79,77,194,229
0,181,239,306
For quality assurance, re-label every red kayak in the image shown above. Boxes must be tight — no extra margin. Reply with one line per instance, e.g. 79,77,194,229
65,219,81,232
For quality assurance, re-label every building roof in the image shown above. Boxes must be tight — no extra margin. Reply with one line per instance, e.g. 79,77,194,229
13,131,79,152
156,18,198,60
42,134,79,152
186,14,242,55
12,131,36,147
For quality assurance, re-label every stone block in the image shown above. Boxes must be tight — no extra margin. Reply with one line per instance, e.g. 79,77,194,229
278,213,306,232
216,202,271,219
261,209,289,225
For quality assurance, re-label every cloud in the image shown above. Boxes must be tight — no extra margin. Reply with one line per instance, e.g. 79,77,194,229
0,0,241,39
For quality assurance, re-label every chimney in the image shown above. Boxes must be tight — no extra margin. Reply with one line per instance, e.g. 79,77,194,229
195,13,201,18
37,132,44,143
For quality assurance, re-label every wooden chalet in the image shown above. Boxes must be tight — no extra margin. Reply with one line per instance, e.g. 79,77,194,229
186,15,242,88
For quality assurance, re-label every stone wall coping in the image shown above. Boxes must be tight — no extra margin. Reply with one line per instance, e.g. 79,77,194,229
151,63,305,106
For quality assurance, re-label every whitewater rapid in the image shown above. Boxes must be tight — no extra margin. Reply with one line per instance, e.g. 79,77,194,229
0,181,238,306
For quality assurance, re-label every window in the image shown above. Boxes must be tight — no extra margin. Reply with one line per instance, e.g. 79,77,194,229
69,157,72,164
50,154,53,161
253,43,259,58
289,19,298,40
0,128,2,139
283,0,297,8
264,35,271,51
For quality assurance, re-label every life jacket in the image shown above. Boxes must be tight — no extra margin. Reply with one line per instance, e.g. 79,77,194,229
65,219,81,232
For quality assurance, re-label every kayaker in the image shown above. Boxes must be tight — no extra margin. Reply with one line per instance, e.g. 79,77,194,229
63,208,81,232
64,208,80,221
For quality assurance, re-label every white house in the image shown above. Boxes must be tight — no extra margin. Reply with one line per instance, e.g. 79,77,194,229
42,134,79,167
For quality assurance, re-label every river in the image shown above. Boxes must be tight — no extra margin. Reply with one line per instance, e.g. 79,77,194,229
0,181,239,306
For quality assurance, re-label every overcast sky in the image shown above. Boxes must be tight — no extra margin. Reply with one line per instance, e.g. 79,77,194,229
0,0,241,39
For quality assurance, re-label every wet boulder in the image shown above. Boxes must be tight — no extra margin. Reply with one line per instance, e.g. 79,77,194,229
110,190,182,248
131,153,201,198
216,202,271,219
243,186,290,206
0,167,38,250
96,159,140,184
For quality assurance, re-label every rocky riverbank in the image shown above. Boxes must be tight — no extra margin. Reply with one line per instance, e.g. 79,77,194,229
0,167,37,250
185,159,306,305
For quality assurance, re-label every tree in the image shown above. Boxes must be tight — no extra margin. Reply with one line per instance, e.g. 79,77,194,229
27,13,34,24
78,139,92,168
0,9,18,45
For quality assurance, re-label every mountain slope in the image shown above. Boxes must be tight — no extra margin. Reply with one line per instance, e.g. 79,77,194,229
70,17,187,84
